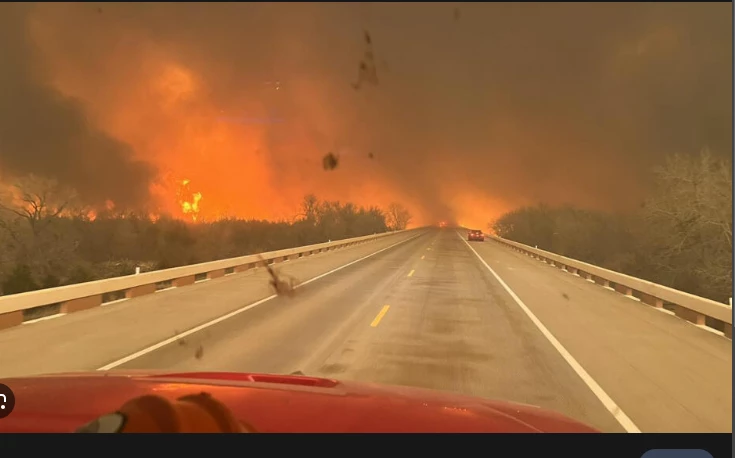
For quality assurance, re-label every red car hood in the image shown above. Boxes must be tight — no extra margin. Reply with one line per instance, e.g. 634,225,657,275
0,371,598,433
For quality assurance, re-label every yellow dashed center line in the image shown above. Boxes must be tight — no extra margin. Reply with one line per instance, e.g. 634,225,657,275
407,269,415,277
421,255,425,260
370,305,390,327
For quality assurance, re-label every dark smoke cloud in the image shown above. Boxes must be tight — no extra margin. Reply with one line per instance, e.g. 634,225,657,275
0,3,155,209
0,3,730,222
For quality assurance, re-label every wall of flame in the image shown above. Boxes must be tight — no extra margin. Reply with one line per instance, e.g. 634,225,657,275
20,4,514,229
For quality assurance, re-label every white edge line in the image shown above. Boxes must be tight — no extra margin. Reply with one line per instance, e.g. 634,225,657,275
101,298,130,307
690,321,726,337
23,313,67,325
654,307,676,316
457,231,642,434
502,238,731,340
154,286,177,293
96,231,425,371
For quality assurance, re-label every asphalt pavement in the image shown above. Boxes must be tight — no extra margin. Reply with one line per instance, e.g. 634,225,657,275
0,230,422,378
0,228,730,432
107,229,624,432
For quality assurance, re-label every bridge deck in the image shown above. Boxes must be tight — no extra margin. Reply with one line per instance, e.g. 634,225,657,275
0,229,729,432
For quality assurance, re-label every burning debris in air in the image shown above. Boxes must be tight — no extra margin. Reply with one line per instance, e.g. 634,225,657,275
352,30,379,91
322,152,339,171
257,254,298,297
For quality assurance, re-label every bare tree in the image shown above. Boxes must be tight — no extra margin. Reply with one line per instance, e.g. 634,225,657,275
0,174,83,293
641,149,732,299
297,194,320,224
386,203,412,231
0,174,78,237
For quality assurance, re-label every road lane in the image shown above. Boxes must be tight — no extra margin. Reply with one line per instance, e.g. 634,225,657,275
1,227,726,432
471,233,732,433
0,230,424,378
116,230,441,375
115,228,625,432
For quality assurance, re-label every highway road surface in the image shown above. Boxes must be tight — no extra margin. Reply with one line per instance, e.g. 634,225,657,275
0,228,730,433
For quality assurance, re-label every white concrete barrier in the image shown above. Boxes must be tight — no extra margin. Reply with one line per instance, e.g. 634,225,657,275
0,228,422,331
480,231,732,339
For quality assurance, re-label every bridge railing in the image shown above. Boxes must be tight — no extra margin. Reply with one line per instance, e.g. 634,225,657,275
485,233,732,339
0,228,420,331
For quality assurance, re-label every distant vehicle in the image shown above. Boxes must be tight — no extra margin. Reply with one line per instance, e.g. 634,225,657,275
439,221,447,228
0,371,598,432
468,229,484,242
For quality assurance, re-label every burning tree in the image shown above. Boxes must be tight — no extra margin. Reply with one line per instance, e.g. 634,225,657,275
386,202,412,231
177,179,202,222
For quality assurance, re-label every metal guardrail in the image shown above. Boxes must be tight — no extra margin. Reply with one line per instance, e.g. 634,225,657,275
485,233,732,339
0,228,420,331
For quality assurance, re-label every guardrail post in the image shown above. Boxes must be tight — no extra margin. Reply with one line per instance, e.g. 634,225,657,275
489,234,732,339
0,311,23,330
61,295,102,314
208,269,225,279
674,306,706,326
638,294,664,309
614,284,634,297
0,228,420,333
173,275,196,287
126,284,156,299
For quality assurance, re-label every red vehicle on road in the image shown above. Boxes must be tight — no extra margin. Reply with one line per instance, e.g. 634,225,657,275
468,229,485,242
0,371,598,433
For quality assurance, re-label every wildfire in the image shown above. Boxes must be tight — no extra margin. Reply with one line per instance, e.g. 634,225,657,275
177,179,202,221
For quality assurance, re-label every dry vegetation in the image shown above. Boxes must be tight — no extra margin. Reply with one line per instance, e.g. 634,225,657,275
0,184,412,296
1,150,728,304
492,150,733,303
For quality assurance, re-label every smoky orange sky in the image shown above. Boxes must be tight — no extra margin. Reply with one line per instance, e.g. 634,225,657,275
0,3,731,228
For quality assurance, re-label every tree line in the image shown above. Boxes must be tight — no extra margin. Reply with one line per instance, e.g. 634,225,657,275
0,179,412,295
491,150,732,303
